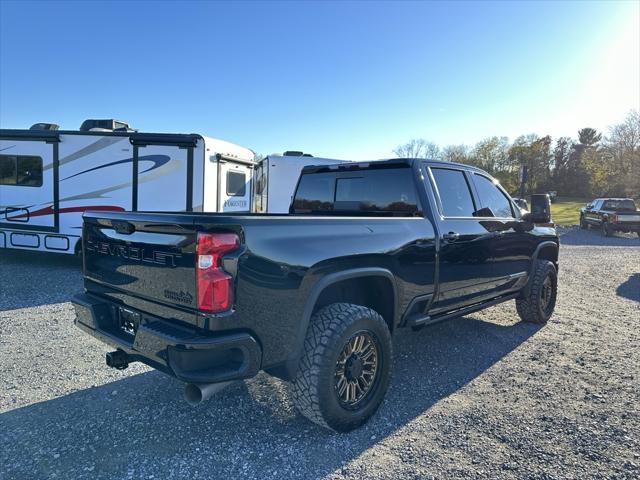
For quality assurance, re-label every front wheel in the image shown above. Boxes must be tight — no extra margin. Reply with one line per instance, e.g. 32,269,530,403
292,303,392,432
579,215,588,229
516,260,557,324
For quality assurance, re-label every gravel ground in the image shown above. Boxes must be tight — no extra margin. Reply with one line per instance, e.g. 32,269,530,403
1,227,639,479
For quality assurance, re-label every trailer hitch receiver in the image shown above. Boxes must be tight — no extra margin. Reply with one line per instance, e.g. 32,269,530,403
106,350,129,370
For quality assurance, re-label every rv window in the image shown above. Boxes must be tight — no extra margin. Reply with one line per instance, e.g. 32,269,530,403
227,171,246,196
0,156,17,185
0,155,43,187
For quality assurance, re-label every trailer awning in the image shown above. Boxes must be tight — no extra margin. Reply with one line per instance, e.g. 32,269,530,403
0,129,61,143
129,133,200,148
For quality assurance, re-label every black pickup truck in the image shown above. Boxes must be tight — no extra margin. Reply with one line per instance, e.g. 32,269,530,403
579,198,640,236
73,158,559,431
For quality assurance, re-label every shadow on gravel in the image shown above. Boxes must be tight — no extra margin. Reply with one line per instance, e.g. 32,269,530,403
0,316,542,479
0,250,82,311
558,227,640,246
616,273,640,302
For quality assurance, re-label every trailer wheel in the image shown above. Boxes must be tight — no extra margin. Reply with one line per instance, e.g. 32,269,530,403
292,303,392,432
516,260,557,324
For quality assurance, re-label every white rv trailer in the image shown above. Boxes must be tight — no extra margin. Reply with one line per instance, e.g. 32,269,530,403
0,121,256,255
252,151,350,213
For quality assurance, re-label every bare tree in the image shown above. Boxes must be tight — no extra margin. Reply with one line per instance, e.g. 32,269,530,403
441,144,469,163
603,110,640,195
607,110,640,152
393,139,441,159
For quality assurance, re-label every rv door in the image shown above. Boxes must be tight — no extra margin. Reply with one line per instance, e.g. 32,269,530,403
0,138,57,229
218,160,252,212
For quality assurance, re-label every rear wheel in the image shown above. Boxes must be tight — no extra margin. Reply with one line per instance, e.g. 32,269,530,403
292,303,392,432
516,260,557,324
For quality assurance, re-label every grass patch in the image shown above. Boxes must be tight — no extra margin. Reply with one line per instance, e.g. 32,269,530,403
551,197,589,225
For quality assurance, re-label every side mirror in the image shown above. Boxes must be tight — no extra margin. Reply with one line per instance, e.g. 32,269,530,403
529,194,551,223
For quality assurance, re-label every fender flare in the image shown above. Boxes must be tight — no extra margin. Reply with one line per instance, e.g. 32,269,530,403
284,267,398,376
526,241,559,293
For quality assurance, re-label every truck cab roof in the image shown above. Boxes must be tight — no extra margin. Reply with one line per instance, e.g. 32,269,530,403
301,158,485,175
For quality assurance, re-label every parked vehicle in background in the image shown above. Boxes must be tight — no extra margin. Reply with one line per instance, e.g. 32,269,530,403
252,151,350,213
72,158,559,432
579,198,640,237
512,197,529,212
0,120,256,255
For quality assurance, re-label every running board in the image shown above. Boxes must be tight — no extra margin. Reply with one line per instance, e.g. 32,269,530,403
406,292,520,328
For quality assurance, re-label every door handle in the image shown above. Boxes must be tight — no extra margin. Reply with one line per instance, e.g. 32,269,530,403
442,232,459,242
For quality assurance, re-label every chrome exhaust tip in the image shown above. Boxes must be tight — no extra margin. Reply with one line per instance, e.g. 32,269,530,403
184,381,232,406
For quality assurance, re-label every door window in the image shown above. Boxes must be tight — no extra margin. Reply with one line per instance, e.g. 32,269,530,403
0,155,43,187
226,171,246,196
430,168,476,217
471,174,514,218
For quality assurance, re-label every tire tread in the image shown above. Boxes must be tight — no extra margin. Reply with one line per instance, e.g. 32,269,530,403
516,260,556,324
291,303,389,430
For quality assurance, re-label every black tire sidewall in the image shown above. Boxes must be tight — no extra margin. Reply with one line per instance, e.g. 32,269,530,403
316,311,392,432
580,216,587,229
533,262,557,322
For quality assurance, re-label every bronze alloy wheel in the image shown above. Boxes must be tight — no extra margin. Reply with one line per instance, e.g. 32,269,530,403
334,330,380,409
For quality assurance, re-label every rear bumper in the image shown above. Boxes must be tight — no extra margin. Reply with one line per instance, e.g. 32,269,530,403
72,292,262,384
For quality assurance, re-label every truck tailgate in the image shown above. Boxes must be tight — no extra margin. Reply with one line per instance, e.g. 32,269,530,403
83,212,198,310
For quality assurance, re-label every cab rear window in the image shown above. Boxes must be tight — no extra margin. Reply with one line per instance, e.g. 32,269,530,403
292,167,421,216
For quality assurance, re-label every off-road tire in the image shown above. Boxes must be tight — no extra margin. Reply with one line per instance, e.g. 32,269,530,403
579,215,588,229
516,260,557,324
291,303,392,432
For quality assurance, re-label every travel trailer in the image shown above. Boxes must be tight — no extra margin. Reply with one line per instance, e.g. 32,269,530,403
0,120,256,255
252,151,350,213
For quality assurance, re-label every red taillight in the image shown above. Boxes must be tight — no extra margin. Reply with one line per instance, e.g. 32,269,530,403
196,232,240,312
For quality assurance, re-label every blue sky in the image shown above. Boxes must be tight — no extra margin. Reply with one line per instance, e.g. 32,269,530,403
1,0,638,159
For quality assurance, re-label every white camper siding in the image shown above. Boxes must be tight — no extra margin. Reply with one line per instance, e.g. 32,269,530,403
58,134,133,217
0,128,255,254
191,140,205,212
136,144,189,212
203,137,255,213
0,139,56,228
203,153,219,212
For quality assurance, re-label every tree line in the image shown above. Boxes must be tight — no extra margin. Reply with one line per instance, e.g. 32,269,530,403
393,110,640,198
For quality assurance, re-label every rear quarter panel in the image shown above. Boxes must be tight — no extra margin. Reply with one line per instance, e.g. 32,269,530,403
208,216,437,370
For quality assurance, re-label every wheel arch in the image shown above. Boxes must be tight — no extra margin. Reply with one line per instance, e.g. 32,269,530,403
530,241,559,277
282,268,398,379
